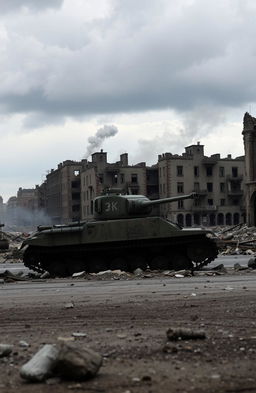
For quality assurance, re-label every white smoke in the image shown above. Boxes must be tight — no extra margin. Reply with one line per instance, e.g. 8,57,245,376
85,125,118,158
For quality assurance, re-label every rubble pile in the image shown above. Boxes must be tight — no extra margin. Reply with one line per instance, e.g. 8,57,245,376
213,224,256,255
0,231,28,263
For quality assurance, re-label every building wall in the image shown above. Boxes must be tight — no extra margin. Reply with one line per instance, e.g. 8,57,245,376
45,160,82,224
80,151,149,220
242,112,256,226
158,143,245,226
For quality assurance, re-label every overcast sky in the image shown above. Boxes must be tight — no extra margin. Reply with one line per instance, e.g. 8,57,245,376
0,0,255,202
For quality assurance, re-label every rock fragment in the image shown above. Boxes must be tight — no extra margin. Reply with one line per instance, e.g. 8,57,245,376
0,344,13,358
20,344,59,382
166,328,206,341
54,341,102,381
248,258,256,269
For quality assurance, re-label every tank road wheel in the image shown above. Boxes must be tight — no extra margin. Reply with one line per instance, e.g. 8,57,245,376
149,255,170,270
43,258,69,278
187,241,218,269
88,257,107,273
187,243,211,263
127,255,147,272
109,257,128,272
170,253,192,271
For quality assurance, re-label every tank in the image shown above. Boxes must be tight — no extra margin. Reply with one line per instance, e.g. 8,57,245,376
21,189,218,276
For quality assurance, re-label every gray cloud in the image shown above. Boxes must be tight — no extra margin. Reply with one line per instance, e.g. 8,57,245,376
0,0,256,126
0,0,63,13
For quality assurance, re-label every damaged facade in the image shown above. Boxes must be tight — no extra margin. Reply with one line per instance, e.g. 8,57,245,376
7,112,255,227
80,151,158,220
158,143,245,226
242,112,256,226
44,160,84,224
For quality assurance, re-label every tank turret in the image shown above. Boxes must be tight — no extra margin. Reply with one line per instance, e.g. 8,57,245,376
93,189,196,220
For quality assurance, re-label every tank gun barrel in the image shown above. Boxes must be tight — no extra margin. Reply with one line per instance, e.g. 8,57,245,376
141,193,196,207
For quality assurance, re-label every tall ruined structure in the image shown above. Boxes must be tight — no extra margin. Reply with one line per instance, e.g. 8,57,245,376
242,112,256,226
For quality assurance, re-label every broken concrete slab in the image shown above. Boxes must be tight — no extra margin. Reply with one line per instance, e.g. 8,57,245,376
20,344,59,382
54,341,102,381
166,328,206,341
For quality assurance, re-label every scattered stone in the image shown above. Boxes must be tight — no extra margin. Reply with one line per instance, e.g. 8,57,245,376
245,249,254,255
19,340,30,348
57,336,75,342
0,344,13,358
162,342,178,353
111,269,124,275
64,302,74,309
72,332,87,338
234,263,248,271
213,264,225,271
166,327,206,341
20,344,59,382
72,271,86,278
174,274,184,278
54,341,102,381
134,268,143,276
248,258,256,269
40,271,50,279
46,377,61,385
224,286,234,291
97,270,112,275
117,333,127,339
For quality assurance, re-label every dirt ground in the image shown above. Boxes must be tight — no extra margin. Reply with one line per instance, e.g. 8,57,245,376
1,271,256,393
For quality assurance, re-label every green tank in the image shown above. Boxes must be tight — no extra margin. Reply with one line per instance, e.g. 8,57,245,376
21,190,218,276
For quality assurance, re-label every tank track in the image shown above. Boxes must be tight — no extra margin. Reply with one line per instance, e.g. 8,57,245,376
23,235,218,277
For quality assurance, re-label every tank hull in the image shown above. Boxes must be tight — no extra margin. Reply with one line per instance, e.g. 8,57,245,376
21,217,218,276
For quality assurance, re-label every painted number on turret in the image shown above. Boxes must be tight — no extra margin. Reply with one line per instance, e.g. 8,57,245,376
105,202,118,212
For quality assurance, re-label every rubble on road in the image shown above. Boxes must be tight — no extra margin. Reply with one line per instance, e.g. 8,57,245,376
0,344,13,358
20,342,102,383
214,224,256,255
166,328,206,341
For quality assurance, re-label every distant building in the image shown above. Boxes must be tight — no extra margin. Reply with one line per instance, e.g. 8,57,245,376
158,142,245,226
0,196,4,223
242,112,256,226
80,150,158,220
17,187,39,210
44,160,83,224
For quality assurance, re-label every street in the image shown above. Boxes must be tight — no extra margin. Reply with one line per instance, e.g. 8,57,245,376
1,255,256,392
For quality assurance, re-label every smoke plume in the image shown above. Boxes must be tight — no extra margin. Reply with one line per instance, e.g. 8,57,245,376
85,125,118,158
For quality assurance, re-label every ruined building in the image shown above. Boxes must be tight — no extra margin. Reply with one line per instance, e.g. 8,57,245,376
242,112,256,226
44,160,83,224
80,151,158,220
158,143,245,226
12,141,247,227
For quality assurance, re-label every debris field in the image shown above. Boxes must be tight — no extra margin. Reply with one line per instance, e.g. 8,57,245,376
1,226,256,392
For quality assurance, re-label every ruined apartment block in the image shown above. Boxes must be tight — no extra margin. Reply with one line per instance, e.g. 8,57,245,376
44,160,83,224
80,150,158,220
158,142,245,227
